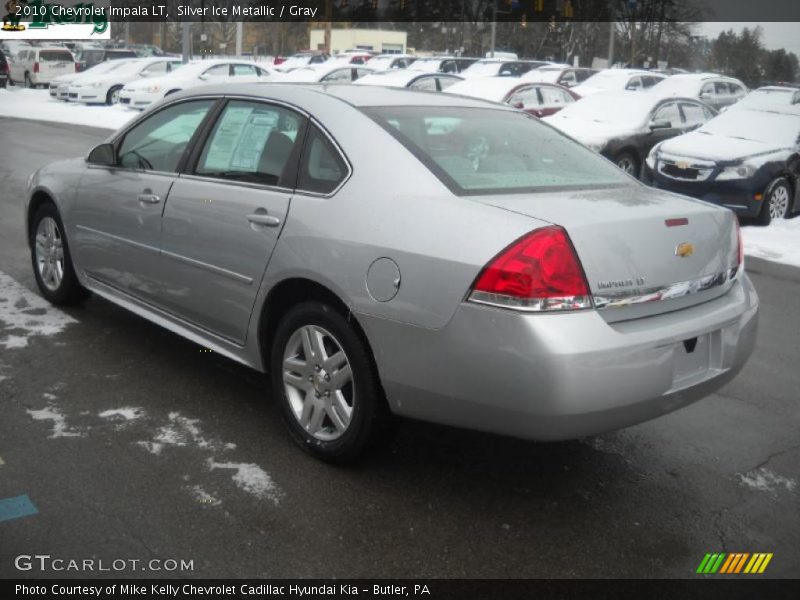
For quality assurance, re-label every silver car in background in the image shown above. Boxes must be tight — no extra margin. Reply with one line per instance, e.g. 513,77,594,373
25,84,758,462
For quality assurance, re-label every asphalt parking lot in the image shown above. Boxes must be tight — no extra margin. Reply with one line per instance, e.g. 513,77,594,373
0,116,798,579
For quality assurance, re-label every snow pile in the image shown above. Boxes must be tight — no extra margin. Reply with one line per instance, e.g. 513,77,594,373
0,270,76,350
742,219,800,268
207,459,281,504
0,87,134,130
738,467,796,494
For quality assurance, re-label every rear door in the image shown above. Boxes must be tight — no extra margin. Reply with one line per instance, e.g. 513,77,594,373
157,100,307,343
38,49,74,82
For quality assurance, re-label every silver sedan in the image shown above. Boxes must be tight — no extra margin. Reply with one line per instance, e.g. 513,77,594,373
25,83,759,462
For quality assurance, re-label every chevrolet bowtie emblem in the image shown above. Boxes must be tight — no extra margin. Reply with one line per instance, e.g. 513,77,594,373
675,242,695,258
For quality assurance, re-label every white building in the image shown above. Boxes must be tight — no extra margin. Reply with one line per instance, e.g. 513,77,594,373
309,29,407,55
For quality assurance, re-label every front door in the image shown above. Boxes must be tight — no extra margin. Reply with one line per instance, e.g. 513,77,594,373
157,100,307,343
73,99,216,304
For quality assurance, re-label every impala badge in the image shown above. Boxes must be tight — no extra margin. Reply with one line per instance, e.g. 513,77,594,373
675,242,695,258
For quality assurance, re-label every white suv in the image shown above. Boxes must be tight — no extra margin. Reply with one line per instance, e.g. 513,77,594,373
10,46,76,88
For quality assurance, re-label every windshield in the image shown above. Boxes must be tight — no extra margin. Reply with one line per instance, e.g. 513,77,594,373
368,56,397,70
39,50,73,62
407,59,441,72
553,94,654,125
650,76,701,95
698,110,800,145
524,68,561,83
739,88,798,107
85,60,130,75
364,106,630,195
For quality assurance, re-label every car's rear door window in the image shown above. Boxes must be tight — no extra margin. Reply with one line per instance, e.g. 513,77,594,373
680,102,711,128
296,124,348,194
195,100,305,186
118,100,214,172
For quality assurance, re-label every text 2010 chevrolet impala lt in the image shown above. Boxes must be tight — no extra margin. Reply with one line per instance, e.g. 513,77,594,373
25,84,759,462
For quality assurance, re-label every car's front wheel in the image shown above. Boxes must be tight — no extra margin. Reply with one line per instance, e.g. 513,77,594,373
270,301,389,463
615,151,640,178
106,85,122,105
30,204,89,306
759,176,792,225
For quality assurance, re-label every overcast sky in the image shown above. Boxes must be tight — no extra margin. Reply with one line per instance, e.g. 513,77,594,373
696,22,800,55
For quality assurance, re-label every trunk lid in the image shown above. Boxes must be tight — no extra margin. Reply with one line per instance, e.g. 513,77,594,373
469,185,739,322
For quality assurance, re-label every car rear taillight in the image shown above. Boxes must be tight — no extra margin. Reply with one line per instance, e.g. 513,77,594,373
469,226,593,312
33,61,40,73
735,217,744,268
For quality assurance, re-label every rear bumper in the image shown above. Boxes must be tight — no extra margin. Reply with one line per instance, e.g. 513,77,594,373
361,274,758,440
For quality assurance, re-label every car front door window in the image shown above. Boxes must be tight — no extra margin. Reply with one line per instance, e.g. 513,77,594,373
118,100,214,172
652,102,681,128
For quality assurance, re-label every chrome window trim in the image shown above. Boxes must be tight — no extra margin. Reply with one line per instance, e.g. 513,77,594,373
594,268,739,310
177,172,294,195
292,116,353,199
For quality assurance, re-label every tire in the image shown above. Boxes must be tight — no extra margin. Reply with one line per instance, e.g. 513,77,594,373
106,85,122,105
758,176,792,226
615,151,640,179
24,72,33,88
270,301,390,463
29,203,89,306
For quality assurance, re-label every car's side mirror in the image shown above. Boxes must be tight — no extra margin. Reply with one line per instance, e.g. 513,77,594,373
649,119,672,130
87,143,116,166
198,73,209,81
699,91,712,99
511,101,524,109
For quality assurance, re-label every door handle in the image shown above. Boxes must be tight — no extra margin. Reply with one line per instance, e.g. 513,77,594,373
247,213,281,227
137,193,161,205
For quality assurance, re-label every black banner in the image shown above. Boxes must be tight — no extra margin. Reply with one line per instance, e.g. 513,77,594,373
4,579,800,600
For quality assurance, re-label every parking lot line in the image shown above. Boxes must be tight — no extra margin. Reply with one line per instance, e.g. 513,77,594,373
0,494,38,523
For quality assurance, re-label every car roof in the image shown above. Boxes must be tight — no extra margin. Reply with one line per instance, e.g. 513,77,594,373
184,82,514,111
445,77,563,102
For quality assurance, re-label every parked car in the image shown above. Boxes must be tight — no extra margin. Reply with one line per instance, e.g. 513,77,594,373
275,52,330,71
459,58,551,78
363,54,416,71
650,73,747,111
572,69,666,97
274,64,374,83
332,52,373,65
68,57,183,105
76,48,138,72
725,85,800,113
445,77,579,117
50,59,135,100
0,49,8,89
120,59,273,109
406,56,478,74
646,108,800,224
25,83,757,462
9,46,76,88
354,70,462,91
521,65,598,88
544,91,717,177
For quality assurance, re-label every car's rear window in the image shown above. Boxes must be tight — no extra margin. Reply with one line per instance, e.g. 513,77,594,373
363,106,630,195
40,51,73,62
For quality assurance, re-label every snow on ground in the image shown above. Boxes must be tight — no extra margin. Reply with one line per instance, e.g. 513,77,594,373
207,459,281,504
742,219,800,269
0,271,76,350
27,395,85,439
738,467,797,494
0,87,134,130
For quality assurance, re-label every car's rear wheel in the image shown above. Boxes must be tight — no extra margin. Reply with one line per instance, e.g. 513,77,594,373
30,204,89,306
106,85,122,105
271,301,389,463
758,176,792,226
615,151,640,178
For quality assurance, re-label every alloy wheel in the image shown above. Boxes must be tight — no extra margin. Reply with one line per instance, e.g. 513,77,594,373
768,184,790,220
35,216,64,291
282,324,354,442
617,156,636,174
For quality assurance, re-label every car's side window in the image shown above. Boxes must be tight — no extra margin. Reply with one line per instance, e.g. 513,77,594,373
354,68,372,80
195,100,304,186
297,125,348,194
232,64,257,76
680,102,710,128
559,70,577,86
508,86,540,109
409,76,438,91
117,100,214,172
626,76,643,90
652,102,681,126
715,82,730,96
540,86,573,107
141,62,168,76
436,76,460,91
321,68,352,82
203,64,230,78
701,82,715,97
